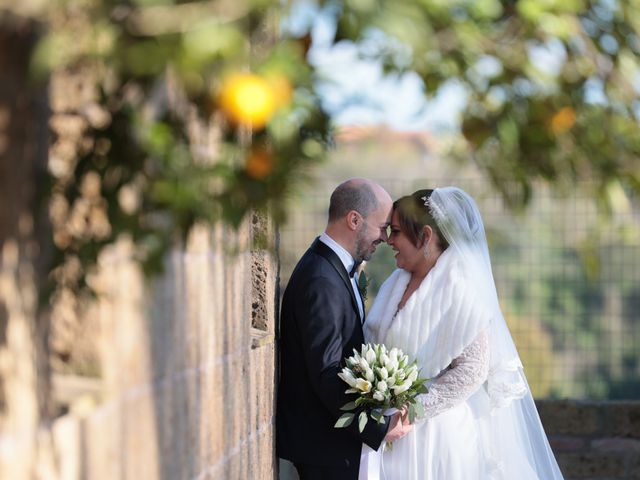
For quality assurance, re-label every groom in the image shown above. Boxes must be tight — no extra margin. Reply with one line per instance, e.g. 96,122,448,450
277,178,412,480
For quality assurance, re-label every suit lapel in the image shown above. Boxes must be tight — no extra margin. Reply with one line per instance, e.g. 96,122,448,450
354,274,366,324
311,238,363,322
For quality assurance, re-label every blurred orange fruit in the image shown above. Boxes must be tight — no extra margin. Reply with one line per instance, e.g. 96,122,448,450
219,73,277,129
245,147,275,179
219,72,292,130
550,107,576,135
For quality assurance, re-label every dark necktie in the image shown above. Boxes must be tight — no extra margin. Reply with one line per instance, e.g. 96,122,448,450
349,261,362,278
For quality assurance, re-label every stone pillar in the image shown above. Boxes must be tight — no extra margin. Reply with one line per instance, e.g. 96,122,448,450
0,12,51,480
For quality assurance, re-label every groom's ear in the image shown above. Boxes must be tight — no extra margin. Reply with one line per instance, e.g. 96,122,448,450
346,210,361,231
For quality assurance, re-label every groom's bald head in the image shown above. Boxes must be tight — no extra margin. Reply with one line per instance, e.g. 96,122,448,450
328,178,383,222
325,178,392,262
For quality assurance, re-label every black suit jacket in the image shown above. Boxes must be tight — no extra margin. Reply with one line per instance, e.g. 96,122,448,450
276,238,389,469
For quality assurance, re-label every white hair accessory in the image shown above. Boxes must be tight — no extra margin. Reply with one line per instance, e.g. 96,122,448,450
422,193,445,223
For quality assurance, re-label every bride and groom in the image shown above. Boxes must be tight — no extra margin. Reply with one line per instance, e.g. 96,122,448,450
276,178,564,479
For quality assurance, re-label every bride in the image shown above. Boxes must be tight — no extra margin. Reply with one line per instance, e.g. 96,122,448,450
360,187,564,479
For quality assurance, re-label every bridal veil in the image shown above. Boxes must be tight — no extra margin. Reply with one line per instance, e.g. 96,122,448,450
426,187,563,479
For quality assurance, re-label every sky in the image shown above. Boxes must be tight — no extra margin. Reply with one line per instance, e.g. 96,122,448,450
283,1,468,133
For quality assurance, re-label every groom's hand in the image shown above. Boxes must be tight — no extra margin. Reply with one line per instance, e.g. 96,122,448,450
384,412,414,442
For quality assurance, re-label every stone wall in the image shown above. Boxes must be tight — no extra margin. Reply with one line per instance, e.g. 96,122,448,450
537,399,640,480
44,220,278,480
2,217,279,480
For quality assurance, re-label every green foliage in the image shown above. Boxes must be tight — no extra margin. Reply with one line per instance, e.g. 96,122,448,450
327,0,640,207
22,0,332,294
12,0,640,299
356,270,369,301
358,410,368,432
334,412,355,427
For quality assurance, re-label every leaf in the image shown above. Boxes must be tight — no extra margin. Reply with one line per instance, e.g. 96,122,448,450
335,413,355,428
417,384,429,394
358,411,369,433
371,411,386,424
357,271,368,301
340,401,357,411
408,403,417,424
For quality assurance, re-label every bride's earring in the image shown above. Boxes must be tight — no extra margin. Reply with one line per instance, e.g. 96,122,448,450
423,227,432,258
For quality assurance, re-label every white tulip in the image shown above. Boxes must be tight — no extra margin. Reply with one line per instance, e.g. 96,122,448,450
338,368,357,388
359,358,370,371
399,355,409,369
386,375,396,386
365,348,377,365
373,391,385,402
380,353,390,367
389,348,399,364
355,378,372,393
376,380,388,393
365,368,375,382
376,367,388,380
387,359,399,373
393,379,412,395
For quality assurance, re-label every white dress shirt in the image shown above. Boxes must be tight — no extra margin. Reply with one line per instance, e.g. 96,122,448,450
318,232,365,321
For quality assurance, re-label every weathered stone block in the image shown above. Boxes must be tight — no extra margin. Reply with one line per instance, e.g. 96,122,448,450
591,437,640,453
537,399,601,436
122,390,161,480
548,435,587,452
556,452,626,477
606,402,640,438
51,415,81,480
628,454,640,478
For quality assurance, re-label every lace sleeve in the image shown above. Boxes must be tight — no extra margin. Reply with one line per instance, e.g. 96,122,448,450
418,330,490,421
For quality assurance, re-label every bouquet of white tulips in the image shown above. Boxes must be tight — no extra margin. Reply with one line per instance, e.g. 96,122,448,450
335,343,428,433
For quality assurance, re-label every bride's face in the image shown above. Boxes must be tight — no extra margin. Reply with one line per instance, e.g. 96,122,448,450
387,210,425,272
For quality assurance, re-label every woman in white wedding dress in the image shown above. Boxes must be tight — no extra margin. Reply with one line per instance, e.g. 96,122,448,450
360,187,564,480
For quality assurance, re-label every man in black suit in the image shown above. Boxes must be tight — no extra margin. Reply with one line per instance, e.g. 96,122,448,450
277,178,413,480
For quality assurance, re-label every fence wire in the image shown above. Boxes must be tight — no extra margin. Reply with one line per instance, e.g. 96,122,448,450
279,176,640,400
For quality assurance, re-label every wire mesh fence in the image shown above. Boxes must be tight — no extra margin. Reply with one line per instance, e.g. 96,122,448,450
279,175,640,400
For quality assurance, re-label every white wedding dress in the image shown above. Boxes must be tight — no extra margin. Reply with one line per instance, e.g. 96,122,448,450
359,187,564,480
